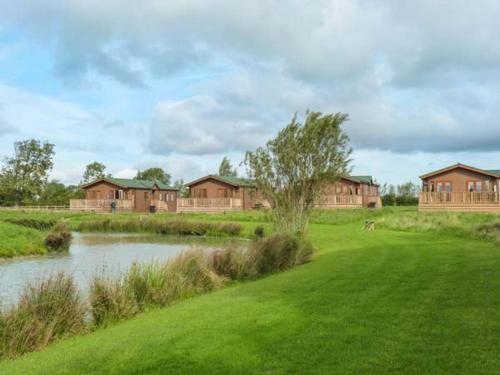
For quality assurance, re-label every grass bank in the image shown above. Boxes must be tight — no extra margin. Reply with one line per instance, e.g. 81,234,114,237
2,214,500,373
0,222,46,257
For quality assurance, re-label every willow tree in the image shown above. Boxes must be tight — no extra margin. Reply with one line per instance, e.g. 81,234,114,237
245,111,351,234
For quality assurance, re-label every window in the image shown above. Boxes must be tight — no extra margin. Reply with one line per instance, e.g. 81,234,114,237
467,181,475,192
485,180,490,192
445,182,451,192
430,182,435,192
194,189,207,198
476,181,482,192
437,182,443,192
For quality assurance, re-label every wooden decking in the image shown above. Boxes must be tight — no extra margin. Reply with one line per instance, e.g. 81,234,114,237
70,199,134,212
315,195,363,209
177,198,242,213
419,192,500,212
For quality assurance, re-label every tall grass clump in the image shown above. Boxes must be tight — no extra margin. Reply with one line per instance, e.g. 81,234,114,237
90,250,224,327
3,218,57,231
89,276,137,327
0,273,86,359
78,218,242,237
209,233,314,279
247,234,314,276
44,222,72,252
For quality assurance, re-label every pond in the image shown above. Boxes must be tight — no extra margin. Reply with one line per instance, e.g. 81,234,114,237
0,232,230,308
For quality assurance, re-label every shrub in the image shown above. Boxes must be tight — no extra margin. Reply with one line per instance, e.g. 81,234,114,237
0,273,86,359
44,223,72,252
254,225,265,238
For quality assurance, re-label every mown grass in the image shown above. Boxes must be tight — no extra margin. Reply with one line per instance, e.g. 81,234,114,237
0,222,46,257
2,212,500,373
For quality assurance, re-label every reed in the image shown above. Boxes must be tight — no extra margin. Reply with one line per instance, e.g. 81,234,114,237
0,273,86,359
78,218,242,237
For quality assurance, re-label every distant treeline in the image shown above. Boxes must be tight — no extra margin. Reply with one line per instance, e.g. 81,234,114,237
379,182,420,206
0,139,191,207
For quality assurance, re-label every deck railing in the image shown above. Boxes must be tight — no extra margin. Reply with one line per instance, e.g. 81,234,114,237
70,199,134,212
151,200,171,212
177,198,242,212
419,192,500,205
315,194,363,208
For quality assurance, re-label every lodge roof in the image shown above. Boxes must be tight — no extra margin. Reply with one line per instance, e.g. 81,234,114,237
341,175,377,186
420,163,500,179
81,177,178,190
185,174,256,188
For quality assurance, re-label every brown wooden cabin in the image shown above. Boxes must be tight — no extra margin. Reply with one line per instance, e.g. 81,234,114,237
182,175,260,212
73,177,178,212
419,163,500,212
317,176,382,209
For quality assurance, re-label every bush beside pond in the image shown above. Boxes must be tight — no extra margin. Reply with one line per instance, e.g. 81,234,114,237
44,223,72,252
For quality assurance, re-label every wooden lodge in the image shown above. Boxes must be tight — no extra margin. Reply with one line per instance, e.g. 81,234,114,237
419,163,500,212
71,173,383,214
316,176,382,209
179,175,262,213
71,177,178,212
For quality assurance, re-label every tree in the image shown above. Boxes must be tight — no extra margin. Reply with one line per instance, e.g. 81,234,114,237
82,162,107,184
218,157,237,177
38,181,84,206
0,139,55,205
381,181,419,206
245,111,351,233
135,167,171,185
174,179,189,198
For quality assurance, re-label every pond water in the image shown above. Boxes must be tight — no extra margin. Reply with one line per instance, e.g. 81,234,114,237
0,232,229,308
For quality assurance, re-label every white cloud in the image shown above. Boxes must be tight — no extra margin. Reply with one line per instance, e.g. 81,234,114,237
4,0,500,84
2,0,500,184
114,168,137,179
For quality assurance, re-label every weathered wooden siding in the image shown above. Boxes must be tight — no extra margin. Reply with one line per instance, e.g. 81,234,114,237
189,179,239,198
320,178,381,208
85,181,132,200
421,167,500,193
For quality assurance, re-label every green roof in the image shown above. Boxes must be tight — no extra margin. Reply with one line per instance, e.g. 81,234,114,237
84,177,177,190
213,175,256,187
486,170,500,177
348,175,375,185
186,175,256,187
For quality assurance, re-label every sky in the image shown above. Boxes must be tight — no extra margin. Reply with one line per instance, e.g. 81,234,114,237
0,0,499,186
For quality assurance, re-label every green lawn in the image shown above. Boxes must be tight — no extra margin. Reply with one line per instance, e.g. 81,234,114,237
0,222,46,257
2,211,500,374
